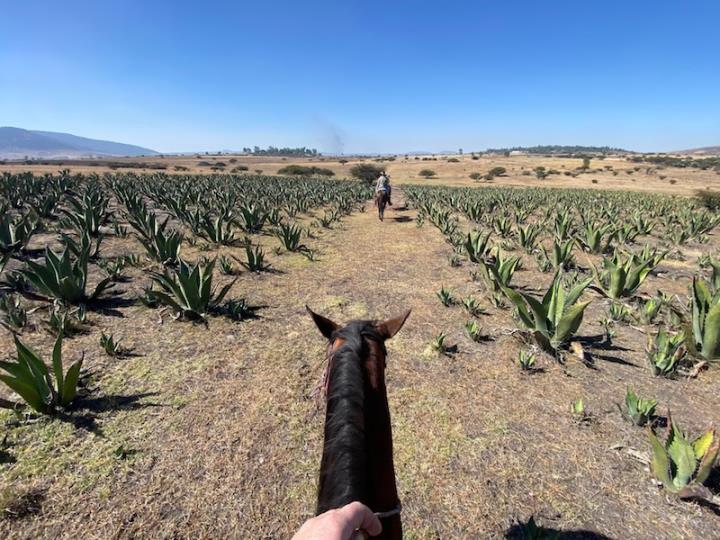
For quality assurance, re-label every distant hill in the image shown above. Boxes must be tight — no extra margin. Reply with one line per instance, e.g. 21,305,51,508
675,145,720,156
0,127,158,159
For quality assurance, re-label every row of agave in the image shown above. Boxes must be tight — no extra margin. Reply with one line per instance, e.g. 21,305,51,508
406,183,720,500
0,171,370,417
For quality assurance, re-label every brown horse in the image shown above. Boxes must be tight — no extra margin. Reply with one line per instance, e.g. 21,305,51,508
308,306,410,540
375,190,389,221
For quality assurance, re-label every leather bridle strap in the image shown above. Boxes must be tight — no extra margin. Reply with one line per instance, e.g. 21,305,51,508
374,501,402,519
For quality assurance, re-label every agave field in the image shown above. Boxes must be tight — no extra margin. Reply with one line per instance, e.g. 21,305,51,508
1,170,719,538
406,184,720,508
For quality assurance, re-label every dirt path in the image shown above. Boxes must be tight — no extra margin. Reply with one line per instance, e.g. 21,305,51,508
2,189,719,539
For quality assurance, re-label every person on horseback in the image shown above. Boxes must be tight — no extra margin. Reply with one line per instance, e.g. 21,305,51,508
375,171,392,206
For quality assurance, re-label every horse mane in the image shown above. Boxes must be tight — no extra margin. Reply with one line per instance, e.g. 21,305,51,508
316,320,385,514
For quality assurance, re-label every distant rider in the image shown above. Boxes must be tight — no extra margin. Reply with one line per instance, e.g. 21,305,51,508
375,171,392,206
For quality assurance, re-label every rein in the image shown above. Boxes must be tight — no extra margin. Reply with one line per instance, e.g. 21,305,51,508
374,501,402,519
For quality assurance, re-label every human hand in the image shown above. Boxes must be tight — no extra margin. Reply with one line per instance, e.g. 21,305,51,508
291,501,382,540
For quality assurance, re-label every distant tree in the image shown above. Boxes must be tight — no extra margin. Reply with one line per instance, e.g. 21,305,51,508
349,163,384,184
582,157,591,170
458,148,463,155
487,166,507,178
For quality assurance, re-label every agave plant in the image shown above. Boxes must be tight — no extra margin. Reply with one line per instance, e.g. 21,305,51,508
139,220,183,266
517,350,536,371
591,251,655,299
44,305,87,337
461,295,482,317
0,213,37,253
516,223,541,253
477,251,520,292
464,319,484,342
150,258,235,321
199,211,238,245
100,332,123,357
608,301,631,323
0,294,28,329
464,230,492,263
618,387,657,426
686,276,720,361
576,222,614,254
570,398,589,422
224,298,257,321
540,238,575,270
238,244,271,272
275,222,306,252
437,286,454,307
649,418,719,498
0,334,83,414
647,327,685,376
60,229,104,261
633,294,664,325
238,203,267,234
503,271,592,352
62,188,110,237
22,247,114,304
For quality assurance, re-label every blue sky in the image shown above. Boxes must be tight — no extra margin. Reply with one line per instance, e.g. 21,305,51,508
1,0,719,153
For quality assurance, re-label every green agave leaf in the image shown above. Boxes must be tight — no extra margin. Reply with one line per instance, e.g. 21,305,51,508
502,286,533,329
694,434,719,485
701,300,720,360
692,429,715,460
648,429,673,489
521,292,550,336
667,423,697,491
553,300,591,346
61,358,83,406
0,375,48,413
51,334,64,397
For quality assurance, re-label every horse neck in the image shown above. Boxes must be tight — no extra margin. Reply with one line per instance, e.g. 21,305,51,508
363,359,402,538
317,343,401,532
317,346,368,513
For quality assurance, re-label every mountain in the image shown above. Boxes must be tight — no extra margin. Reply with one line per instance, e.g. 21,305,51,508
0,127,158,159
675,145,720,156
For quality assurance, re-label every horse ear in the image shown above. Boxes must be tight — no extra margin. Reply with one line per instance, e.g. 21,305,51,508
376,310,411,340
306,306,339,340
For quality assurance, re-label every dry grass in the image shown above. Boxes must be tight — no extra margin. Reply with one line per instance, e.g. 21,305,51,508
0,187,719,539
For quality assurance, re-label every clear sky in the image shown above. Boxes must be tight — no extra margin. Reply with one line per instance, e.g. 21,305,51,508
2,0,719,154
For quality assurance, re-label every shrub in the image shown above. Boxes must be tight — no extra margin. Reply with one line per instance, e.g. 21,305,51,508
277,165,334,176
447,157,460,163
419,169,436,178
469,172,482,180
349,163,384,184
696,190,720,211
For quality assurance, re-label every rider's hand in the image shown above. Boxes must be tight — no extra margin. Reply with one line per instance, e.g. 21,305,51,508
291,502,382,540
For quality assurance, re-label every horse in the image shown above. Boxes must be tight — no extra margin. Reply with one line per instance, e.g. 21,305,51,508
308,306,411,540
375,190,389,221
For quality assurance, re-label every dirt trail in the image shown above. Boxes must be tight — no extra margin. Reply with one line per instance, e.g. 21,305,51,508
3,189,719,539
